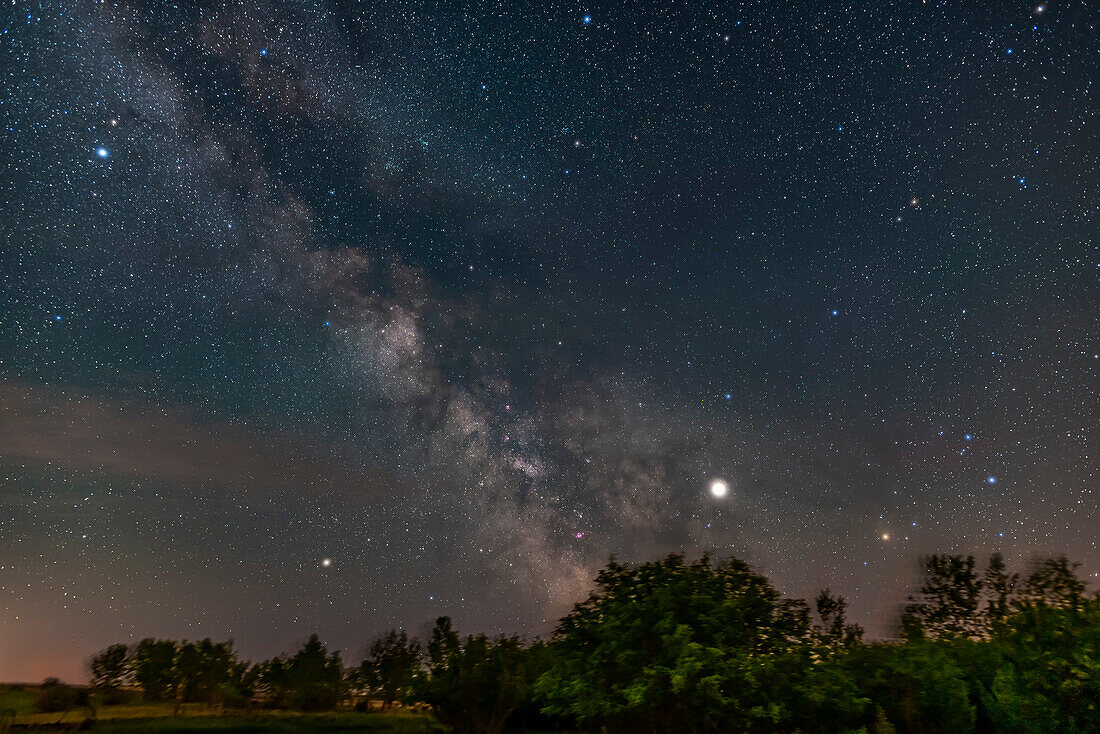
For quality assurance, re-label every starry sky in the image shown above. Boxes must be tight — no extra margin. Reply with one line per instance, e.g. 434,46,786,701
1,0,1097,682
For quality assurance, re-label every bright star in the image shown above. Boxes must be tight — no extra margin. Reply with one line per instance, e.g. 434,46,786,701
724,393,732,400
964,434,973,441
582,14,592,24
321,557,332,568
1006,48,1013,54
260,48,268,56
987,476,997,484
709,479,729,498
96,147,110,158
831,309,839,316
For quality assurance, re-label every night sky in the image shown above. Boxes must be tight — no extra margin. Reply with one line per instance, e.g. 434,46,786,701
1,0,1097,682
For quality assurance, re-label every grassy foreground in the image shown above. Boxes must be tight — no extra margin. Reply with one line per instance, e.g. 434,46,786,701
71,712,441,733
0,687,442,732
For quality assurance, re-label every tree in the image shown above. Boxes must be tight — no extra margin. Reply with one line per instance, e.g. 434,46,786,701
1019,556,1086,609
174,639,243,707
34,678,80,713
254,656,292,708
902,554,984,639
982,597,1100,733
358,629,422,709
90,643,129,690
284,634,345,711
983,552,1019,624
815,588,864,648
422,617,549,734
535,554,868,733
427,615,460,672
846,641,977,734
132,638,177,701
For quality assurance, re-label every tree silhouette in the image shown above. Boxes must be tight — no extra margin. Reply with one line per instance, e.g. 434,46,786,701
536,554,868,733
422,618,547,734
90,643,129,691
902,554,984,639
132,638,178,701
358,629,422,709
1019,556,1086,609
815,588,864,648
60,551,1100,733
983,552,1019,624
285,634,345,711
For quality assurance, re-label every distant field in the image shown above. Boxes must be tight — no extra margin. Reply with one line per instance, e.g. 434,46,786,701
0,687,442,732
67,712,442,733
0,684,37,716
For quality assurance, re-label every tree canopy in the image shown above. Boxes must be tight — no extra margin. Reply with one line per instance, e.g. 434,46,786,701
82,551,1097,733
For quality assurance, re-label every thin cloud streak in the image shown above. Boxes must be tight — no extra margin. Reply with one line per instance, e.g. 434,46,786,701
0,379,394,495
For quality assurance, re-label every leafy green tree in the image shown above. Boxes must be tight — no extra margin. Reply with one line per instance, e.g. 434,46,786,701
34,678,80,713
846,641,977,734
980,591,1100,731
1019,556,1086,609
132,638,178,701
902,554,984,639
815,588,864,648
90,643,129,690
358,629,422,709
174,639,243,706
283,634,345,711
983,552,1019,624
254,656,292,708
422,617,549,734
535,554,868,733
427,615,460,670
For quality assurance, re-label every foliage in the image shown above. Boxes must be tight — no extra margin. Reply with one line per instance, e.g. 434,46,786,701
91,643,131,691
256,634,346,711
356,629,422,709
983,552,1018,624
902,553,1088,641
175,638,254,707
845,641,976,734
73,551,1095,733
133,638,179,701
902,554,985,639
535,553,872,733
815,588,864,648
34,677,88,713
420,617,551,734
981,599,1100,733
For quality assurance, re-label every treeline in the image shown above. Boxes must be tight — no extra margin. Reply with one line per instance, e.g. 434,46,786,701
80,552,1099,733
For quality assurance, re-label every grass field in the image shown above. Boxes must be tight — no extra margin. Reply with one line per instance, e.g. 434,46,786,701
69,712,442,732
0,688,442,732
0,684,37,717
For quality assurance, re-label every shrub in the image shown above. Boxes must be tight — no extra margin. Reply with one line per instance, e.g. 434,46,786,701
34,678,80,713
